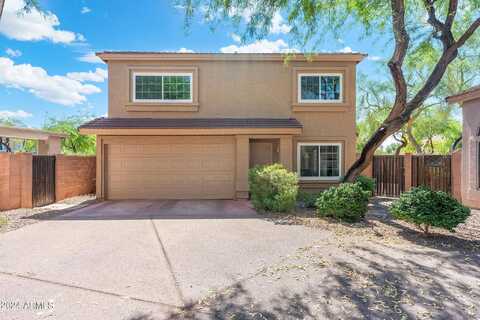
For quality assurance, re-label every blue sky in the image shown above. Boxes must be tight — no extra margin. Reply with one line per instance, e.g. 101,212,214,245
0,0,389,128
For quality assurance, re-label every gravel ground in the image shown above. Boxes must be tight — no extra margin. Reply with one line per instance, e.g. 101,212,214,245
166,199,480,319
0,195,96,233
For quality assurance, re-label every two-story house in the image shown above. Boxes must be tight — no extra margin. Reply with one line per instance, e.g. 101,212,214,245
79,52,366,200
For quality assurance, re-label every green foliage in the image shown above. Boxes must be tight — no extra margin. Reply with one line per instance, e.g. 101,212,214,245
0,215,7,227
248,164,298,213
355,176,376,195
390,187,470,234
315,183,370,222
43,115,96,155
297,190,320,208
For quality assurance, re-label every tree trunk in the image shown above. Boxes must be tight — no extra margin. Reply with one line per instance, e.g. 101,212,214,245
406,118,422,154
0,0,4,20
395,137,407,156
344,1,480,182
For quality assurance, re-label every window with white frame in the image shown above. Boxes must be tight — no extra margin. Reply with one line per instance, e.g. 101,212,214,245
133,72,192,102
297,143,342,179
298,73,342,103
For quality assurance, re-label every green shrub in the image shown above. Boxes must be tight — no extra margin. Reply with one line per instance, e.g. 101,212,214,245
355,176,376,196
315,183,370,222
297,191,320,208
390,186,470,234
248,164,298,212
0,215,7,227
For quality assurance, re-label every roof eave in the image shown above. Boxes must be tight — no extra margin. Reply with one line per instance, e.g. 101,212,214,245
446,86,480,105
79,127,302,136
96,52,367,63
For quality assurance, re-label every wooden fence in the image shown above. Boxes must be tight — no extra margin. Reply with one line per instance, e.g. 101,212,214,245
373,155,405,197
372,154,452,197
32,155,56,207
412,155,452,194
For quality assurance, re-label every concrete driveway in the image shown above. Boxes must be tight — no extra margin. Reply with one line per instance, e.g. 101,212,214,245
0,200,327,319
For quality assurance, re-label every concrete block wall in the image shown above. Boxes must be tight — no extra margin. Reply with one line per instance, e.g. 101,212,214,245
55,155,96,201
0,153,33,210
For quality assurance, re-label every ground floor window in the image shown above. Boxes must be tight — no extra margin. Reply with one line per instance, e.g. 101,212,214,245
297,143,342,180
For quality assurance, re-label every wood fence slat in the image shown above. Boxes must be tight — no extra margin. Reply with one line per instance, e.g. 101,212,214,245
32,155,56,207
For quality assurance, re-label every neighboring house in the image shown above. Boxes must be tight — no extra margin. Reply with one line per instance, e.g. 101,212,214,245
0,126,66,154
447,85,480,209
79,52,366,200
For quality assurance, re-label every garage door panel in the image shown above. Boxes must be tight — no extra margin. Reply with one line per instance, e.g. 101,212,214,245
106,136,235,199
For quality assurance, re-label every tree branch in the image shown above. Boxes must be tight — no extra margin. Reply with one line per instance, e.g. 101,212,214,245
407,15,480,113
455,17,480,49
423,0,455,47
386,0,409,121
445,0,458,29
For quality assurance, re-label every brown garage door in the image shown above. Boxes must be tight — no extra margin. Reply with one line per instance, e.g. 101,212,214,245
105,136,235,199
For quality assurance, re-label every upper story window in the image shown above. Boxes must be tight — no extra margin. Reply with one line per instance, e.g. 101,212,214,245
298,73,342,103
133,72,193,103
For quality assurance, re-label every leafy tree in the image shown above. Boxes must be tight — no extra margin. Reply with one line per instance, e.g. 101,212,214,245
43,115,96,155
178,0,480,181
0,0,40,19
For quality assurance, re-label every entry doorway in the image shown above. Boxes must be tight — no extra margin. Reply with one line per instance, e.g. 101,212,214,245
249,139,279,168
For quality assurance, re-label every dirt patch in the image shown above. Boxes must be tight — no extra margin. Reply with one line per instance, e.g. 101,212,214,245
264,198,480,252
0,194,96,233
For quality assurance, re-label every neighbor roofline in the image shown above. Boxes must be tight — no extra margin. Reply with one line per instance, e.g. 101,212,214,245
96,52,367,63
446,85,480,105
0,126,67,140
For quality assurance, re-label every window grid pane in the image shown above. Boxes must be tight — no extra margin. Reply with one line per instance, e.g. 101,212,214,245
163,76,191,100
320,76,341,100
300,146,319,177
319,145,340,177
135,76,162,100
135,75,191,101
300,76,320,100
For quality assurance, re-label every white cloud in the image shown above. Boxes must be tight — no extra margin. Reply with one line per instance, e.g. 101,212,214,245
229,8,290,35
339,46,353,53
5,48,22,57
178,48,195,53
270,12,291,34
76,33,86,42
0,110,32,118
81,7,91,14
77,52,105,64
0,57,101,106
220,39,297,53
66,68,107,83
0,0,80,43
231,33,241,43
367,55,383,61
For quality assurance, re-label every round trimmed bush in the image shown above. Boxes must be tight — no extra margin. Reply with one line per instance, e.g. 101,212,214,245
248,164,298,213
390,186,470,234
315,183,370,222
355,176,376,196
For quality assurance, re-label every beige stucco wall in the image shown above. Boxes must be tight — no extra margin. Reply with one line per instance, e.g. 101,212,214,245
105,58,357,192
462,98,480,208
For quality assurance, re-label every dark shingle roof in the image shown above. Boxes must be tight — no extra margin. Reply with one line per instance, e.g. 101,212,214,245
79,117,303,129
